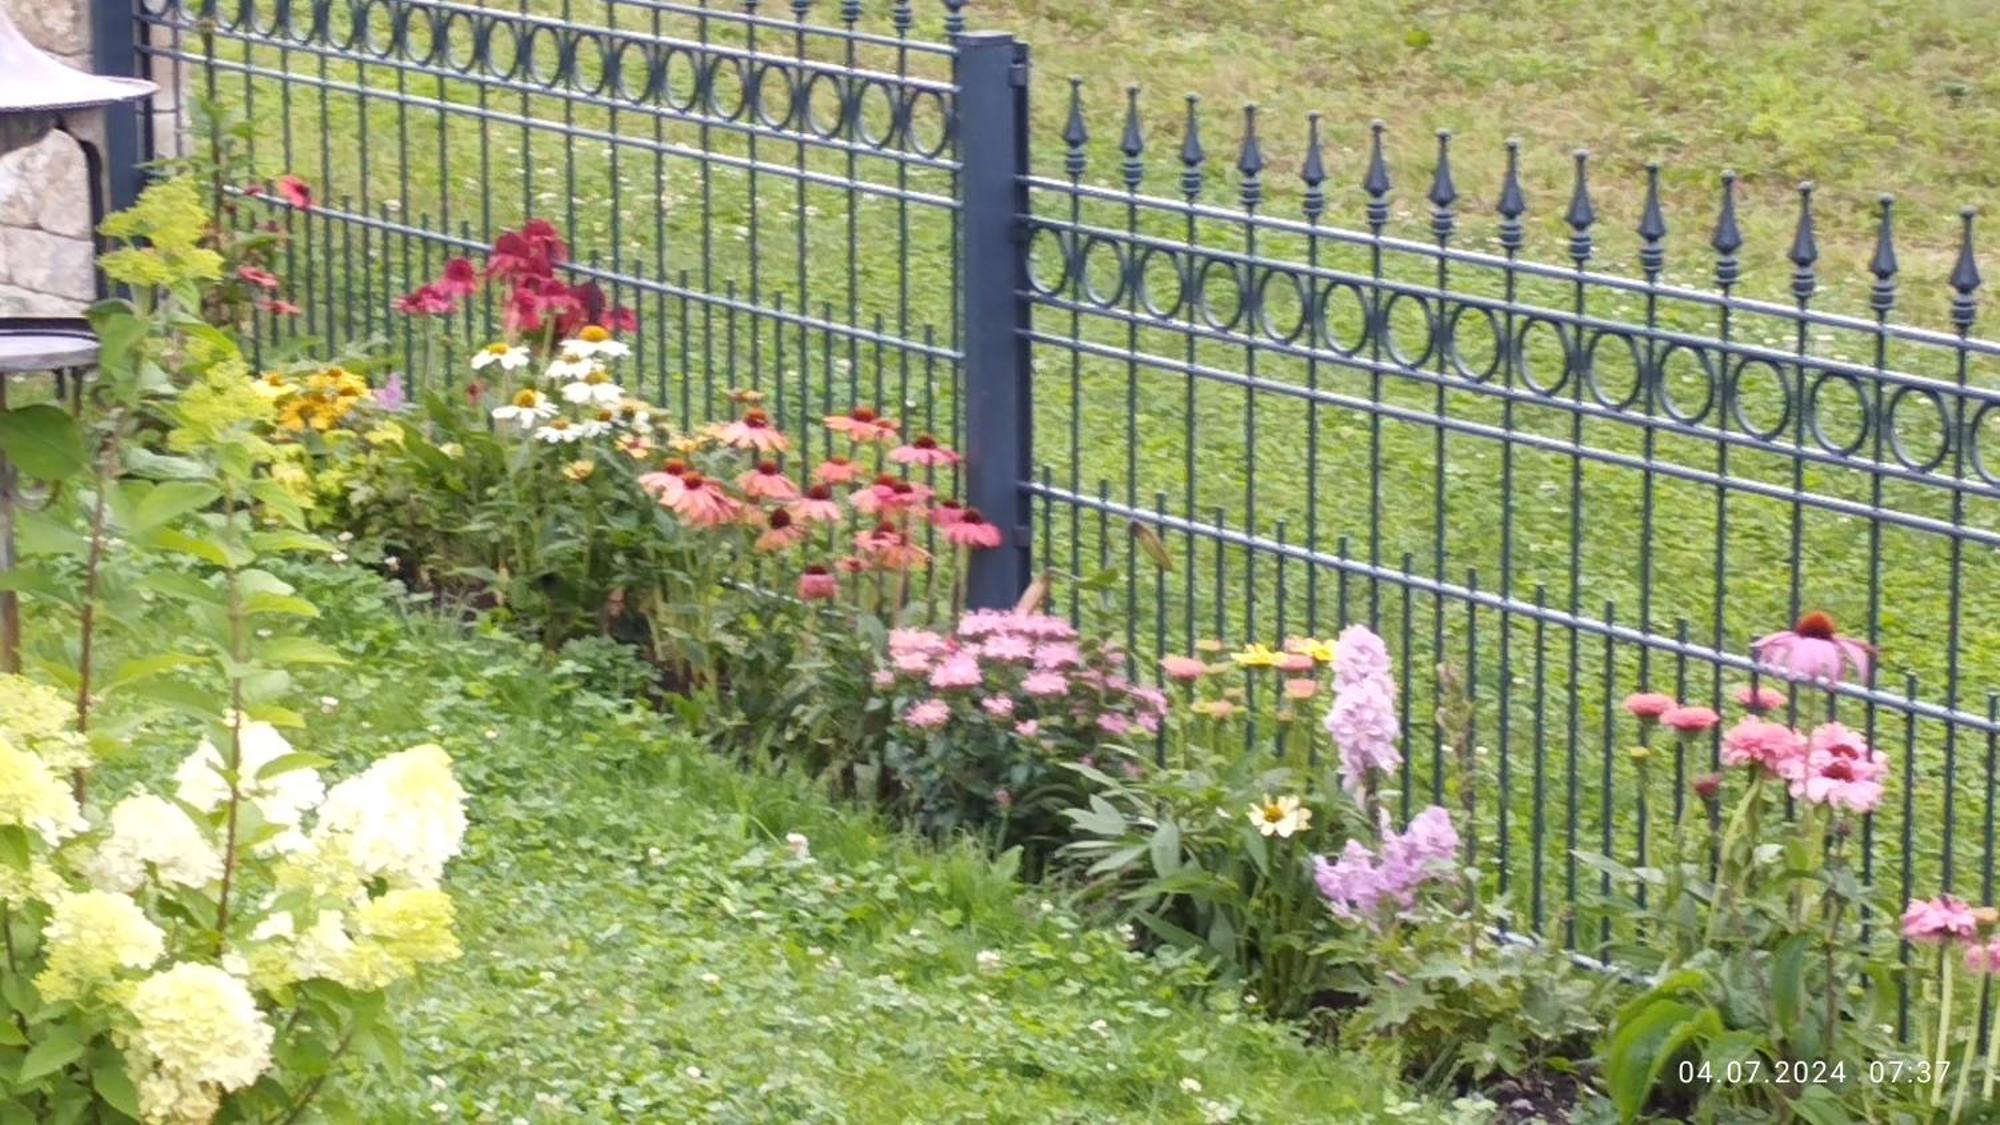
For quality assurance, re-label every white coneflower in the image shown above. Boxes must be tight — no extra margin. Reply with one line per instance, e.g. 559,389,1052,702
491,388,557,429
563,324,631,358
534,418,586,444
470,341,530,372
560,369,624,407
543,348,595,382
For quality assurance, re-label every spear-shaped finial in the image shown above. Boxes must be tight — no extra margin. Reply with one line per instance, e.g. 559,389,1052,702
1564,149,1595,266
1638,162,1667,280
1179,94,1206,201
1711,170,1743,291
943,0,967,36
1952,207,1981,333
1495,138,1526,255
1119,85,1144,191
1062,78,1088,180
1301,112,1327,223
1870,194,1898,317
1363,119,1391,235
1428,129,1457,244
1788,182,1818,305
1237,104,1265,211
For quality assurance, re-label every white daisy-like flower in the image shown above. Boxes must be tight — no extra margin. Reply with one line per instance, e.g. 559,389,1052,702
575,417,615,440
543,349,595,382
784,832,811,861
470,342,531,372
1246,794,1311,838
492,388,559,430
561,324,631,358
559,371,625,407
535,418,587,444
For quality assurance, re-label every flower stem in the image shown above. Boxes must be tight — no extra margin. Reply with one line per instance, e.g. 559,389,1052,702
1704,772,1763,946
1933,949,1956,1108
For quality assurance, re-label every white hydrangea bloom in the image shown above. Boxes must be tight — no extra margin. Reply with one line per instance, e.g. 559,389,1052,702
312,745,466,889
0,739,85,844
35,889,166,1002
174,719,324,853
85,795,222,893
0,675,90,771
121,963,274,1125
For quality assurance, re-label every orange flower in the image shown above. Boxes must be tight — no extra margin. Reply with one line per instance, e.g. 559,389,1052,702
823,405,900,443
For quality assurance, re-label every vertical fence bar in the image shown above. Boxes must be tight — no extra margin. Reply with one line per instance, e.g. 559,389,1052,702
956,31,1033,610
92,0,147,216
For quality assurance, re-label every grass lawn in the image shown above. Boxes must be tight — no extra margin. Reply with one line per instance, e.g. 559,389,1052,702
279,565,1426,1122
159,0,2000,944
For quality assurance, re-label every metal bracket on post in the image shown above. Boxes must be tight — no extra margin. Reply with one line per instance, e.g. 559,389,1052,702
955,31,1033,611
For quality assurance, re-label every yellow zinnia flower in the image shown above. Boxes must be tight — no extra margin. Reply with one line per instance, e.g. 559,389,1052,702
1231,643,1284,669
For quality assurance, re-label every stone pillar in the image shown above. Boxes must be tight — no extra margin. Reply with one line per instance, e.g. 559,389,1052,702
0,0,106,316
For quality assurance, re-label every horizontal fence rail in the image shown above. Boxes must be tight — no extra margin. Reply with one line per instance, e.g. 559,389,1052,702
114,0,2000,1029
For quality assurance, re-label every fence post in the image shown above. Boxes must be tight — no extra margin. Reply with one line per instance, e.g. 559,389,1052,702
955,31,1034,611
91,0,147,216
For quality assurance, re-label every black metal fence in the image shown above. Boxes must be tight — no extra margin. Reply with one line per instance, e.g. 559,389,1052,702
108,0,2000,974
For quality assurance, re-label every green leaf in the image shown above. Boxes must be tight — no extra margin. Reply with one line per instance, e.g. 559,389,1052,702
122,446,208,481
1149,819,1183,879
0,404,87,480
248,529,337,556
1603,995,1718,1122
131,481,220,533
91,1054,140,1118
1770,932,1812,1047
18,1027,85,1084
256,751,331,781
147,528,231,568
105,653,198,690
242,592,319,618
0,826,30,871
260,636,347,666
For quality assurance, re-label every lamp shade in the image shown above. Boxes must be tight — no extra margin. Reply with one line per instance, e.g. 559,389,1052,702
0,5,155,115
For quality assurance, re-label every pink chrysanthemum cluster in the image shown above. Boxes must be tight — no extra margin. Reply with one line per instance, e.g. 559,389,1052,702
1718,717,1889,815
884,610,1167,749
1323,625,1401,803
1312,806,1460,924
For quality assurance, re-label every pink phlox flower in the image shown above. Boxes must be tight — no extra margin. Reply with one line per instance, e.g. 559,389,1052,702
981,696,1015,718
980,634,1035,663
1098,713,1132,737
1022,671,1068,697
1326,679,1402,799
929,652,984,691
1333,624,1394,691
1031,641,1082,670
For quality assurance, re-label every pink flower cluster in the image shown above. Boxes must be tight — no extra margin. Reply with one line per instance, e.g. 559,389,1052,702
1720,717,1888,814
1903,894,2000,976
1620,691,1720,736
1323,625,1400,802
886,610,1167,747
1312,806,1460,924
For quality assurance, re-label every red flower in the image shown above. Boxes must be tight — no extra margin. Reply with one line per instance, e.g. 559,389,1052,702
275,174,314,210
437,257,480,298
604,305,639,334
236,265,281,290
395,284,456,317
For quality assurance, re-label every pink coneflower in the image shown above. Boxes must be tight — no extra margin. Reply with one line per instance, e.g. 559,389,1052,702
824,405,900,443
756,509,807,551
237,265,281,289
1967,939,2000,975
1719,717,1806,774
638,460,689,505
1903,895,1979,944
904,699,951,730
257,298,302,316
944,508,1003,549
889,434,961,467
1161,655,1208,683
1661,706,1721,736
878,479,933,513
1754,611,1874,686
1623,692,1677,721
671,472,742,528
930,500,967,528
814,456,861,485
1692,773,1725,804
849,475,897,516
1786,722,1889,813
718,409,791,454
797,566,839,601
788,484,843,524
1022,671,1068,697
929,651,984,690
276,173,313,210
437,257,480,298
855,523,930,570
740,461,801,501
1735,684,1787,715
1284,678,1320,702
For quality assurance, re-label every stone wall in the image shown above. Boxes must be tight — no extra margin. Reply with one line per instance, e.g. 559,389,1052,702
0,0,102,316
